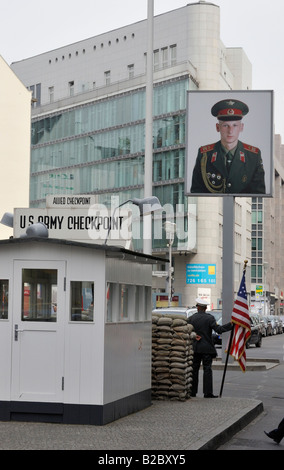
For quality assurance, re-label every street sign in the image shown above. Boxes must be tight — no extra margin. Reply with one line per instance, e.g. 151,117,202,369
256,285,263,295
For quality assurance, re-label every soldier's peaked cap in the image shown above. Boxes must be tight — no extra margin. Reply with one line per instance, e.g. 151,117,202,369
211,99,249,121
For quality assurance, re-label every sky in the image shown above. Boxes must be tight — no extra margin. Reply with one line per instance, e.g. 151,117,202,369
1,0,284,137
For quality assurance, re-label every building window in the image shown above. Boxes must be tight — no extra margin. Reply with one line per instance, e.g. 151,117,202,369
48,86,54,103
154,50,159,72
235,232,241,254
29,83,41,108
104,71,111,86
170,44,177,66
69,81,74,97
70,281,94,321
128,64,134,79
162,47,168,68
106,282,151,322
22,269,57,322
0,280,9,320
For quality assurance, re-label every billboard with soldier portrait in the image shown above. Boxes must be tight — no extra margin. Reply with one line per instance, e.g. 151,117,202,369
185,90,273,197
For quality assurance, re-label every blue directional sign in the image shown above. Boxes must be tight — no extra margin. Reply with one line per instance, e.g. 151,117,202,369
186,264,216,285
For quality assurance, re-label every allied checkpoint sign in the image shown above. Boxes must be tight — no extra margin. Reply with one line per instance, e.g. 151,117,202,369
13,196,132,243
185,90,274,197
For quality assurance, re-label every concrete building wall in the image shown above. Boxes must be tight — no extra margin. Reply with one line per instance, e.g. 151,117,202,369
0,56,31,239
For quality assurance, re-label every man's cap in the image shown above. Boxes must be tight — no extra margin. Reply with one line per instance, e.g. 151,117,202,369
211,99,249,121
195,298,208,307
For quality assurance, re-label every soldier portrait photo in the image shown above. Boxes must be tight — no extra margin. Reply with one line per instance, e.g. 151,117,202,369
186,91,273,197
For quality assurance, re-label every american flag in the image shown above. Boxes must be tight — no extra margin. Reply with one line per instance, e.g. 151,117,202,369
229,271,251,372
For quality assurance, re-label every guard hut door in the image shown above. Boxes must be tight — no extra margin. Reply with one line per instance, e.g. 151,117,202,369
11,260,66,403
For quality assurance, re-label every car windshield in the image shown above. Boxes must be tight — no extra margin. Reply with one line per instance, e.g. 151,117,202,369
153,308,187,315
208,310,222,322
152,307,197,318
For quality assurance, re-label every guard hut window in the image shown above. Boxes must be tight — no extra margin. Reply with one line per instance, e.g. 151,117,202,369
106,282,152,322
0,280,9,320
70,281,94,321
22,269,57,322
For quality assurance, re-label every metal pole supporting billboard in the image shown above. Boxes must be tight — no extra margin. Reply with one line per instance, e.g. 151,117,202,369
222,196,235,362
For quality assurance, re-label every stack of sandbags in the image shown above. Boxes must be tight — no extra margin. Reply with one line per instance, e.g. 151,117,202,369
152,314,195,401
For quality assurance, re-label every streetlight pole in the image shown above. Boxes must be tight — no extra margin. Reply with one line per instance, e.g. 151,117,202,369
165,221,176,307
143,0,154,255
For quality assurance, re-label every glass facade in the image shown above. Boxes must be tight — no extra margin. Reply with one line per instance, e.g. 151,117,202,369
251,197,263,283
30,77,195,208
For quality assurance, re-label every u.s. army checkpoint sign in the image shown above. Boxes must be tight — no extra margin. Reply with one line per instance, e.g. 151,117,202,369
13,195,132,243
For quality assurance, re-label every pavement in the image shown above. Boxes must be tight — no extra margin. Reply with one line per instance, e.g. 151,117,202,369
0,359,276,451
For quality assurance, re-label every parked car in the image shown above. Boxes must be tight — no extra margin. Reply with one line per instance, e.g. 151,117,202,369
246,314,262,348
152,306,197,319
253,313,266,337
275,316,283,334
205,310,222,345
208,309,222,323
279,316,284,333
211,314,223,345
210,312,262,348
262,316,272,336
268,315,279,335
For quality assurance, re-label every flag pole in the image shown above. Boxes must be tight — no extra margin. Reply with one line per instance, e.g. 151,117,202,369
219,260,248,398
219,324,234,397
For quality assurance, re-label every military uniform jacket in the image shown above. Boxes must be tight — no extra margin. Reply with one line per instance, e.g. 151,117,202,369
188,312,232,356
190,140,266,194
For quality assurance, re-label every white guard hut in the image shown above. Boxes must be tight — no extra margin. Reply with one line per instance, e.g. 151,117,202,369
0,237,161,425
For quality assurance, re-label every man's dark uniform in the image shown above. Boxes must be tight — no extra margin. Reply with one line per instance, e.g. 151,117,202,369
188,304,232,397
265,418,284,444
190,99,266,194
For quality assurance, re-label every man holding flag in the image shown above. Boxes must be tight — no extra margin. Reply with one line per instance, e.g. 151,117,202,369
188,298,233,398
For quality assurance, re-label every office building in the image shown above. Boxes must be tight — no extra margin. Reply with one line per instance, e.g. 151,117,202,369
10,2,259,308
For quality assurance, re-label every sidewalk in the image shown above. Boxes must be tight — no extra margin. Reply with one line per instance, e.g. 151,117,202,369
0,359,277,450
0,396,263,450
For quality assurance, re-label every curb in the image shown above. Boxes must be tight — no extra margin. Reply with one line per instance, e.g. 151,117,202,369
188,400,264,450
212,358,279,371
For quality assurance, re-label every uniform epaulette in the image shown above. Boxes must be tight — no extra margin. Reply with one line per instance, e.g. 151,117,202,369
200,144,215,153
243,143,259,154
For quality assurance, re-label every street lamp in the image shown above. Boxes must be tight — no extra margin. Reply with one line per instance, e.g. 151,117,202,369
104,196,162,244
164,221,176,307
0,212,14,228
263,261,268,315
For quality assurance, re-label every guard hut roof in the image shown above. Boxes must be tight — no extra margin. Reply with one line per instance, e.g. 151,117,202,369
0,237,167,264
